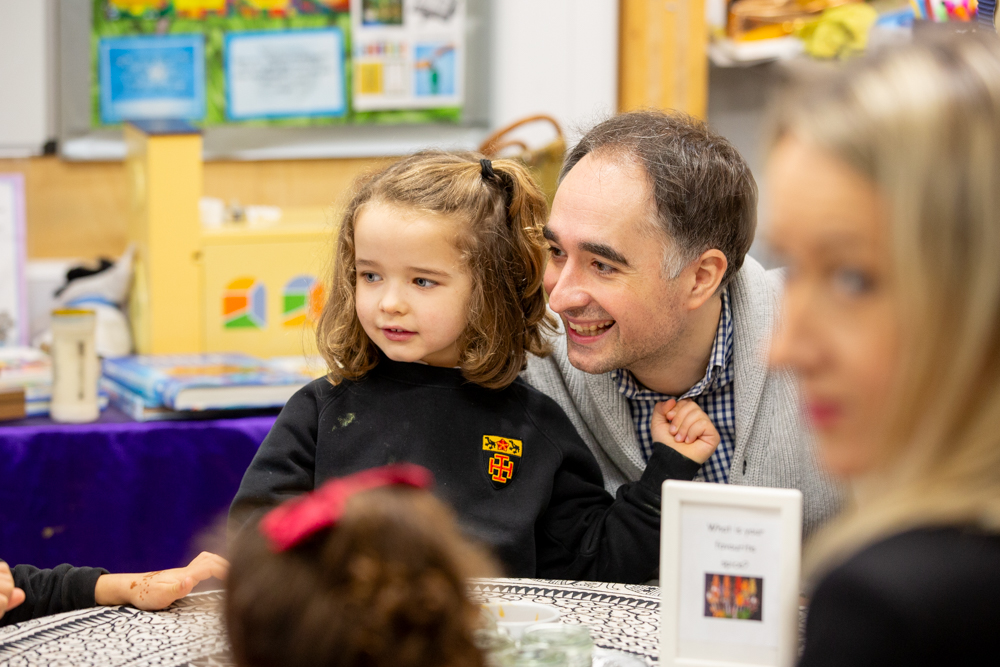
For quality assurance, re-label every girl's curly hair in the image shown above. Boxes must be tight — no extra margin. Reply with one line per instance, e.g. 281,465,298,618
226,486,497,667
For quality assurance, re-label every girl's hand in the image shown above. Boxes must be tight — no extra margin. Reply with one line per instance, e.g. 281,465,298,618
95,552,230,611
0,561,26,621
650,398,722,464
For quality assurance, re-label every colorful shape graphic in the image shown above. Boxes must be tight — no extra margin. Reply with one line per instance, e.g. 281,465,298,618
174,0,228,16
244,0,292,12
107,0,169,17
223,277,267,329
283,275,324,327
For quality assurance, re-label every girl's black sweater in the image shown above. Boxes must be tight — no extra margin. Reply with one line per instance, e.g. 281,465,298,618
230,357,700,583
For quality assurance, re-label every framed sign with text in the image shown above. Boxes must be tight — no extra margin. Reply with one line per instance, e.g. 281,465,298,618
660,481,802,667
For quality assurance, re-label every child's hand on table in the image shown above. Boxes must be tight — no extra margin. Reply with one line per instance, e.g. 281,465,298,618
650,398,722,464
94,551,229,611
0,561,26,621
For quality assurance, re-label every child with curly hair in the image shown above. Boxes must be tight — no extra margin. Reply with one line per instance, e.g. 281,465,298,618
226,465,495,667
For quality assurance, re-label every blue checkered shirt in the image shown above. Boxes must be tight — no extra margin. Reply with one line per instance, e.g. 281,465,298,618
612,288,736,483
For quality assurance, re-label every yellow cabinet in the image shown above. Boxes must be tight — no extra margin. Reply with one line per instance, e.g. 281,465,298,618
126,121,336,358
201,219,332,357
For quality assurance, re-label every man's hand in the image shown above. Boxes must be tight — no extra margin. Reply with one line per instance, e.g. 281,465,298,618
650,398,722,464
94,552,229,611
0,561,26,621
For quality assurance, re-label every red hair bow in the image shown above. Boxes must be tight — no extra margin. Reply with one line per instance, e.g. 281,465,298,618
259,464,435,552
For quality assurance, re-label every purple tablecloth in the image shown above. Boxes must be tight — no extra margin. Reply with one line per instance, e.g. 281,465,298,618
0,408,276,573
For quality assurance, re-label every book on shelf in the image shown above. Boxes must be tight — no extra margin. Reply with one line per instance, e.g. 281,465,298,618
0,347,52,389
100,376,279,422
102,353,313,411
1,385,108,421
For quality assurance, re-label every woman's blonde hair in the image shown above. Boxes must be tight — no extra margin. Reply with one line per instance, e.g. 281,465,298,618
773,32,1000,580
317,151,555,390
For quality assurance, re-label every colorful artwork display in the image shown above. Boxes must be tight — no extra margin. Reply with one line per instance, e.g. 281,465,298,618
361,0,402,25
225,29,346,120
350,0,464,111
223,277,267,329
282,275,323,327
92,0,463,127
704,573,762,621
414,43,456,96
98,35,206,123
173,0,227,15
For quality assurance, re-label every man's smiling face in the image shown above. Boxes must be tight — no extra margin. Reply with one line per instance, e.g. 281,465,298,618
543,152,688,375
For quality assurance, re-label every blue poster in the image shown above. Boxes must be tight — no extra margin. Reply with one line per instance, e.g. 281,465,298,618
98,35,206,124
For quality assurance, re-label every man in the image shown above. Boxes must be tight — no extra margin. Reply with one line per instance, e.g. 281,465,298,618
524,111,841,535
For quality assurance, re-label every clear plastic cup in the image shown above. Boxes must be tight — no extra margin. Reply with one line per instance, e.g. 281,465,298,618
474,620,518,667
513,646,569,667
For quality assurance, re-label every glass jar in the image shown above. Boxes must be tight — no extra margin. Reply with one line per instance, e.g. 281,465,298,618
474,614,518,667
521,624,593,667
513,646,569,667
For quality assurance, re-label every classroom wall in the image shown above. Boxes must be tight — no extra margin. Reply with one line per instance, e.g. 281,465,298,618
0,0,52,157
706,62,781,266
0,156,387,259
0,1,620,261
490,0,619,146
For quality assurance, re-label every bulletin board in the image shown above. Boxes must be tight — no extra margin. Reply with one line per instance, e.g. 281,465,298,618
91,0,465,129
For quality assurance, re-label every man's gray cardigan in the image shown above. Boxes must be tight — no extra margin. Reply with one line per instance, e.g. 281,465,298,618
523,256,843,536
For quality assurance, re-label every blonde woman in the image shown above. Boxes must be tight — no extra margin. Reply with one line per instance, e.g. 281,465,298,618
767,33,1000,665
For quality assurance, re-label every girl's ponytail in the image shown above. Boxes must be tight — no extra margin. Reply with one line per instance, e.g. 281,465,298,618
457,157,555,389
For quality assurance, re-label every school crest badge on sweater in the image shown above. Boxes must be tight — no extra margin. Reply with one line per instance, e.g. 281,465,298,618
482,435,522,489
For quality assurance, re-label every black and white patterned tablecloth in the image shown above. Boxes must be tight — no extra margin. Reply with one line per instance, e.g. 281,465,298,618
0,580,662,666
0,591,232,667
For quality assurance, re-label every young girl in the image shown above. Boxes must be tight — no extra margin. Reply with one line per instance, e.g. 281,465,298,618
230,151,720,582
226,464,495,667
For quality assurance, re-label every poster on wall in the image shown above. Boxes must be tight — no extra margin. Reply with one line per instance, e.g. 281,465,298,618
350,0,465,111
225,29,347,120
98,34,206,124
660,481,802,667
91,0,463,128
0,174,28,347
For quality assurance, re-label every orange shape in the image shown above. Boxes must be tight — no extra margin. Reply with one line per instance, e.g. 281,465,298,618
223,295,247,316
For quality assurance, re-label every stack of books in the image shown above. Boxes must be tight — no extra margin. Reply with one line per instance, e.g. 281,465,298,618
100,353,319,421
0,347,54,420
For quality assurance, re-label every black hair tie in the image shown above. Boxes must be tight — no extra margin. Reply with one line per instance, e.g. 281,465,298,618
480,158,496,181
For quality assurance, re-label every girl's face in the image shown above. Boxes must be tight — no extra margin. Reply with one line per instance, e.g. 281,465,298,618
354,202,473,367
767,136,901,479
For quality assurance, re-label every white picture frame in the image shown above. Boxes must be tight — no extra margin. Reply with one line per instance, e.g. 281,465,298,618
660,480,802,667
